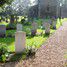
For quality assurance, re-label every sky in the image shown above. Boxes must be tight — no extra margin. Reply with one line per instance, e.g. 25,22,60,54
30,0,37,6
30,0,35,3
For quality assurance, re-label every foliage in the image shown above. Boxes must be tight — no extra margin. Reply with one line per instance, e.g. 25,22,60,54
0,44,9,62
0,22,8,26
0,0,14,7
6,23,16,30
11,0,31,16
6,30,16,37
31,30,37,36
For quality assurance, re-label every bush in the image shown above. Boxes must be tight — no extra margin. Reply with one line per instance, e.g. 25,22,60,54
6,23,16,30
31,30,37,36
23,28,31,36
0,44,9,62
21,18,25,24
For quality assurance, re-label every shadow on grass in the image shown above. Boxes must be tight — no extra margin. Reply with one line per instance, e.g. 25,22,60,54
43,34,50,38
26,34,38,39
10,52,26,62
0,37,15,45
27,36,34,39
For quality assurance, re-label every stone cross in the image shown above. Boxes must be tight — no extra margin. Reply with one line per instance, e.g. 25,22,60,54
17,24,22,31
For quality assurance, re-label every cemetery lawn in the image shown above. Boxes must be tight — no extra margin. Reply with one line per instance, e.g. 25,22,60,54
0,18,65,61
0,21,60,52
0,18,64,52
0,29,55,52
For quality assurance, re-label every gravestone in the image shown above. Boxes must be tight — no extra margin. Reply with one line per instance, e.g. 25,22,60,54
0,25,6,37
52,18,57,29
31,22,37,36
15,31,26,53
48,19,52,25
17,24,22,31
52,20,57,29
32,22,37,30
43,22,50,34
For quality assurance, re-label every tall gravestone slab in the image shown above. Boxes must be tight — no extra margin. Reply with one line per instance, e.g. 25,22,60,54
15,24,26,53
17,24,22,31
43,22,50,34
0,25,6,37
15,31,26,53
31,22,37,36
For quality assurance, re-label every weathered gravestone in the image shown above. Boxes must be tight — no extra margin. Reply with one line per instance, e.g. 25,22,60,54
48,19,52,25
52,18,57,29
0,25,6,37
52,20,57,29
17,24,22,31
15,24,26,53
31,22,37,36
43,22,50,35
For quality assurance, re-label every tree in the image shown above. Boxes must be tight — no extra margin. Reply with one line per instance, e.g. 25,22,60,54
0,0,14,7
11,0,31,16
5,5,16,23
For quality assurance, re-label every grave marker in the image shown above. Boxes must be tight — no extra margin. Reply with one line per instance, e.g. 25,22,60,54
0,25,6,37
52,19,57,29
17,24,22,31
44,22,50,34
15,31,26,53
32,22,37,30
31,22,37,36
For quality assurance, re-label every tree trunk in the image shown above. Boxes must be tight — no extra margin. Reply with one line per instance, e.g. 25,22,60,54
10,15,14,23
15,16,18,23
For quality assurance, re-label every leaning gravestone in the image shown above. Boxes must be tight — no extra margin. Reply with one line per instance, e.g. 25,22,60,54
43,22,50,35
52,19,57,29
0,25,6,37
17,24,22,31
31,22,37,36
15,24,26,53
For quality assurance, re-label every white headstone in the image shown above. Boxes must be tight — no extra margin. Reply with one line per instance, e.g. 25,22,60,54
15,31,26,53
17,24,22,31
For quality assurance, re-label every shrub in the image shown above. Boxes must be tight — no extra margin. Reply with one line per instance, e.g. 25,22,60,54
31,30,37,36
23,28,31,36
0,44,9,62
6,23,16,30
6,30,16,38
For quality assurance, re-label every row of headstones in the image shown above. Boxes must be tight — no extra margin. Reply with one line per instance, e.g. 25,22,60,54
0,19,57,53
15,19,57,53
31,19,57,35
0,19,57,37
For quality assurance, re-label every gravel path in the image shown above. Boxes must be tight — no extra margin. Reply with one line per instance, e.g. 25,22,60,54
0,22,67,67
